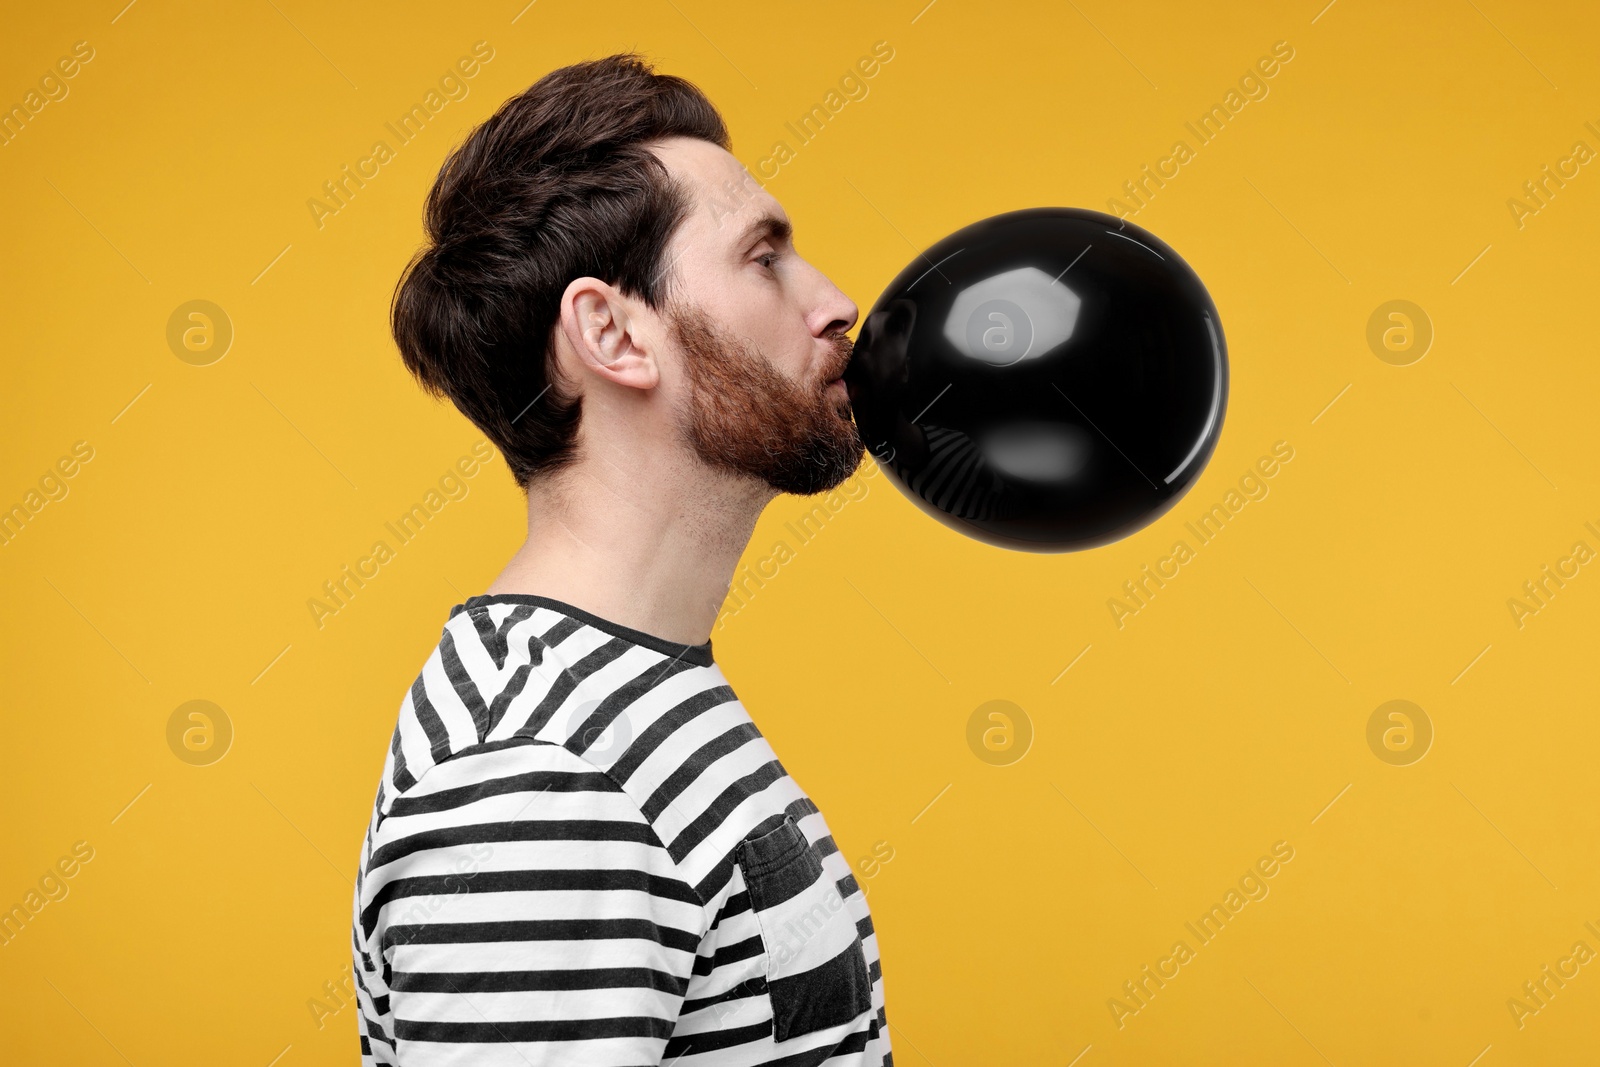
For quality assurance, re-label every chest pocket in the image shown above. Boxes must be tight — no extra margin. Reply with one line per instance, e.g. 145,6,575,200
735,813,873,1042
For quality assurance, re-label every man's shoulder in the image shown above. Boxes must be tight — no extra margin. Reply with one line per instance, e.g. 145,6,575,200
373,599,806,902
365,736,668,878
380,596,729,791
376,601,800,876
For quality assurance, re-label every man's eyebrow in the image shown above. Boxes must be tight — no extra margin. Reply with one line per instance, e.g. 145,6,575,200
733,213,792,252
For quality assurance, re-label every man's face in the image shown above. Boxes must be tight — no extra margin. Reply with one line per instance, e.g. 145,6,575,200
648,137,863,496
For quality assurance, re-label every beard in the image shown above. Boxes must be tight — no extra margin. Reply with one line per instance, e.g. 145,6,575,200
668,298,863,496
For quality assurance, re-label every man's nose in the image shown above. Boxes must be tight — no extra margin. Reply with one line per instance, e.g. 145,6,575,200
808,263,858,339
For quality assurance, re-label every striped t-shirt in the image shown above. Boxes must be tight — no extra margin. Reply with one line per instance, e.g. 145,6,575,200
351,593,892,1066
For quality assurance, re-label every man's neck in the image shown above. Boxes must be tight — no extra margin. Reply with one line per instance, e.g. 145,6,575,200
483,455,774,648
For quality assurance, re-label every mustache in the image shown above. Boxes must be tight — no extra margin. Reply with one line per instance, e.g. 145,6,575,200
824,332,854,381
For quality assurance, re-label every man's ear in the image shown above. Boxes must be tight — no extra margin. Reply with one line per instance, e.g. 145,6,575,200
558,277,660,391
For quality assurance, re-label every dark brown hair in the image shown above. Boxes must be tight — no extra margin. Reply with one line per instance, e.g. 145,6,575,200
390,53,730,491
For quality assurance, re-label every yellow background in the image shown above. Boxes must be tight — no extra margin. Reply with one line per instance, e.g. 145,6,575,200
3,0,1598,1063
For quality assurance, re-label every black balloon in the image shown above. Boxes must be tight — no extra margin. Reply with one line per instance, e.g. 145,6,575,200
843,207,1228,552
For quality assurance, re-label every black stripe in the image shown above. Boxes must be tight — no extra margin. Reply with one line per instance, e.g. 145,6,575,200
385,767,617,820
439,627,492,742
691,933,762,975
483,614,592,739
759,1022,874,1067
680,975,766,1014
388,722,415,793
407,671,452,761
514,637,636,740
461,602,506,666
396,1014,675,1043
668,758,787,863
351,955,389,1019
785,795,822,825
384,917,700,954
662,1018,771,1057
642,722,761,822
368,817,659,871
482,616,584,737
709,889,752,931
609,684,738,784
393,965,689,996
537,612,586,652
363,866,700,938
565,655,703,759
480,656,539,740
364,1014,395,1048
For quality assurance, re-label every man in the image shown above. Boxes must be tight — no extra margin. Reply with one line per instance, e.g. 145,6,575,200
351,53,891,1066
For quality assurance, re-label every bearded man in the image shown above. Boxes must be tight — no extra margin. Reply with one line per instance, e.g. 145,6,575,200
351,52,890,1067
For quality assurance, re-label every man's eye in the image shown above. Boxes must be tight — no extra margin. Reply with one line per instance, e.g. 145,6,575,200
755,252,780,270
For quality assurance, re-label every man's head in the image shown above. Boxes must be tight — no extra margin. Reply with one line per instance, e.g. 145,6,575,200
392,53,862,499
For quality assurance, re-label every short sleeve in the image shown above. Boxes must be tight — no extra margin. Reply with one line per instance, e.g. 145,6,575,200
354,738,708,1066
